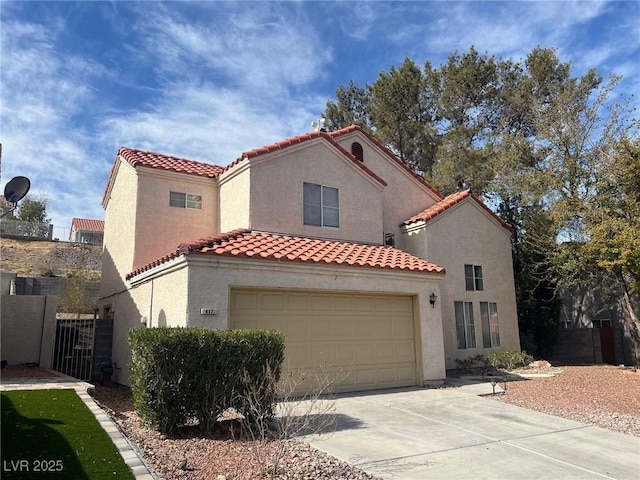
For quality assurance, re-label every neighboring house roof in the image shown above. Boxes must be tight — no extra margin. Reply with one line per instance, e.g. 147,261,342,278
71,218,105,232
227,128,388,187
0,195,13,208
328,125,443,199
127,229,445,279
402,189,513,232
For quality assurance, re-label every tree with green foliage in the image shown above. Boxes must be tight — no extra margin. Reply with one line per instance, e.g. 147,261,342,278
16,195,50,224
3,194,51,237
323,80,372,132
369,57,440,174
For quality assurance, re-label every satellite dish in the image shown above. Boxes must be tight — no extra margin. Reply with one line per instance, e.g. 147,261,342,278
4,176,31,204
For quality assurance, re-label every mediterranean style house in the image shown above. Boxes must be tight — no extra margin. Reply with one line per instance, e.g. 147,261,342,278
100,125,520,393
69,218,105,245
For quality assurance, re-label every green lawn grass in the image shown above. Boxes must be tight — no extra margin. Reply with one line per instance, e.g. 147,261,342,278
1,389,135,479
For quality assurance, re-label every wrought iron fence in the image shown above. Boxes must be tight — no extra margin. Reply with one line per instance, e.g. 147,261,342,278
52,318,95,381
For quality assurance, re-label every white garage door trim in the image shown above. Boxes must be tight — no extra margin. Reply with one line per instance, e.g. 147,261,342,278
230,288,422,395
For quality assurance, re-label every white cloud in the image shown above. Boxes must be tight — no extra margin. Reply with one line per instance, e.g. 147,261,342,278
98,81,326,165
128,3,332,96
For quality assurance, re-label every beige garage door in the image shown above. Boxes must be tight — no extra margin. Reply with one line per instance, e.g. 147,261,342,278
230,289,418,395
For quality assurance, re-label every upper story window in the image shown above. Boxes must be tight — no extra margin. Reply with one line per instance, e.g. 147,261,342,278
351,142,364,162
303,182,339,228
465,264,483,291
170,191,202,209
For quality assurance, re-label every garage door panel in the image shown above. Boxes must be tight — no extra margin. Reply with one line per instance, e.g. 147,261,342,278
233,292,258,310
355,318,377,337
393,297,414,313
374,297,396,312
394,317,414,337
286,318,309,339
231,290,418,395
332,296,355,311
310,319,333,338
353,297,375,312
334,345,355,363
286,294,309,310
310,295,333,311
333,318,354,337
260,293,284,310
375,318,394,337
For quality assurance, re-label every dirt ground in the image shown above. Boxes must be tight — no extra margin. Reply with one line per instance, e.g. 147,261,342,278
0,237,101,278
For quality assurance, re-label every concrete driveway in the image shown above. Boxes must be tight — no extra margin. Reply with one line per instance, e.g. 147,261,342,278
300,382,640,479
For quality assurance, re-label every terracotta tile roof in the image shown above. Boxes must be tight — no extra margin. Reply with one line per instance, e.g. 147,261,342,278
71,218,105,232
127,229,445,279
402,189,513,231
225,129,388,186
102,147,223,207
329,125,443,199
0,195,13,207
117,147,224,178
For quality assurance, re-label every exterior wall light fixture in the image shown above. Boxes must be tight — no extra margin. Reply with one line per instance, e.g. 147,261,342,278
429,292,438,308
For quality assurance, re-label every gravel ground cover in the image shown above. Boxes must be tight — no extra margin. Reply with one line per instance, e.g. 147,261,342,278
3,364,639,479
490,364,640,437
91,383,379,480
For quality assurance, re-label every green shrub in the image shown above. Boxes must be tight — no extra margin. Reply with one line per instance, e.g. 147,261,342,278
483,350,534,371
454,355,487,373
128,328,201,434
128,327,285,434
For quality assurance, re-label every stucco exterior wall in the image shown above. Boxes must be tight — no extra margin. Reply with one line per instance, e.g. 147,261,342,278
101,160,138,298
219,163,251,232
332,132,440,250
404,200,520,369
0,295,58,367
134,168,217,269
107,263,190,385
243,141,384,244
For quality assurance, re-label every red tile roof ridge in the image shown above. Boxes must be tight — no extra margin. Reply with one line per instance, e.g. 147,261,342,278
402,190,513,232
223,128,387,186
117,146,223,178
127,229,445,280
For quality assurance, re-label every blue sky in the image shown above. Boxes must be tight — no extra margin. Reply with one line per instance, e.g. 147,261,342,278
1,1,638,239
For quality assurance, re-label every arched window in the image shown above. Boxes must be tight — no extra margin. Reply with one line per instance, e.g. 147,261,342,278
351,142,364,162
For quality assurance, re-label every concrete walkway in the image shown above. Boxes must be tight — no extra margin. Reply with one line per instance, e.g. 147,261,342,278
302,381,640,479
0,372,156,480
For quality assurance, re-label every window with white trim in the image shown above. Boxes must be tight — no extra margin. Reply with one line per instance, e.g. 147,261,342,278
465,264,484,291
170,191,202,209
480,302,500,348
455,301,476,349
303,183,339,227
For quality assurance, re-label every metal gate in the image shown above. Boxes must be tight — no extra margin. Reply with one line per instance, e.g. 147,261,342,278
52,319,95,381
